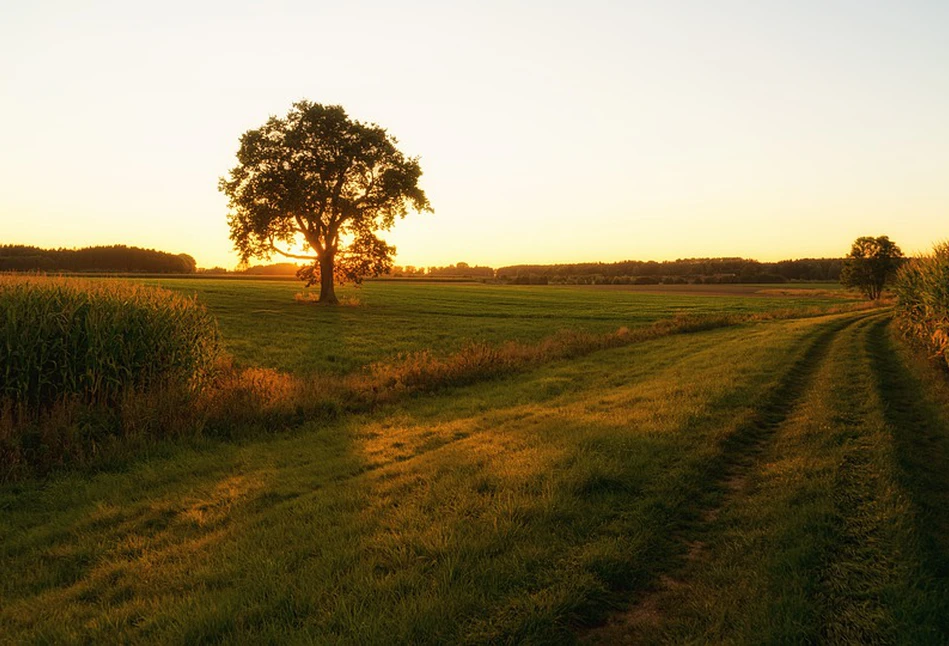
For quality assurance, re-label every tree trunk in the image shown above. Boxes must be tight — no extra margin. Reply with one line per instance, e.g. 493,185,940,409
319,254,338,304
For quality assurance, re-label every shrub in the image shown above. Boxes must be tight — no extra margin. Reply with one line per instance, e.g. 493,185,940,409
893,242,949,369
0,275,222,407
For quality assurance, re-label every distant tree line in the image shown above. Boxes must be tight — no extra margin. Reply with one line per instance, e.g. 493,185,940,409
2,248,841,282
230,262,496,279
0,245,197,274
392,262,495,279
393,258,844,283
191,263,301,275
495,258,843,285
239,262,301,276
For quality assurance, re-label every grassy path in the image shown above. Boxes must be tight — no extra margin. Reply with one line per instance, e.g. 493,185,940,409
3,310,948,643
585,313,949,644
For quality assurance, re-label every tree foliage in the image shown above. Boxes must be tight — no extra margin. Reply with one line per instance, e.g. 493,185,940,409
219,100,432,303
0,245,197,273
840,236,903,300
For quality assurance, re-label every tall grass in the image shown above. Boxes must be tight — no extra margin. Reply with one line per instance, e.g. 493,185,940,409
893,242,949,370
0,275,221,406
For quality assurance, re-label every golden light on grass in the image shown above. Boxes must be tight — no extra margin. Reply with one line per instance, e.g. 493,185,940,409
182,474,263,528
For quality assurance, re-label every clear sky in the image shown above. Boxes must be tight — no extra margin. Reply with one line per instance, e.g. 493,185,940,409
2,0,947,269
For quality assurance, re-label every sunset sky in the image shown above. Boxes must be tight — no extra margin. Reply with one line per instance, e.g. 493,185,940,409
2,1,947,269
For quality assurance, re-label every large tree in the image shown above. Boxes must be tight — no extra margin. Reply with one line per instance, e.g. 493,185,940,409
840,235,903,300
220,101,432,303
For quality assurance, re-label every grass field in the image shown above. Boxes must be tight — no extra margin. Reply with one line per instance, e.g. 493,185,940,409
141,279,856,374
3,281,947,643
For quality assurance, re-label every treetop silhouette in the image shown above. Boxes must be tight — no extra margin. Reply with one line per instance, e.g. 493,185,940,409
220,100,432,303
840,235,903,300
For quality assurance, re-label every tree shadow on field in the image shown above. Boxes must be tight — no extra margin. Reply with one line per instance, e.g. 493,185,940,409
866,318,949,633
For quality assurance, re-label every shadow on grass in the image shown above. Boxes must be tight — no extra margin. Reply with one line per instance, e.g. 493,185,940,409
866,317,949,635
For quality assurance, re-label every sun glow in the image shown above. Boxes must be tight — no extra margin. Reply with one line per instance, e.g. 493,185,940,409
2,2,947,268
270,236,315,266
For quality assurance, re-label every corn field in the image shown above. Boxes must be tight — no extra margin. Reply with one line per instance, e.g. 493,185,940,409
893,241,949,369
0,275,221,407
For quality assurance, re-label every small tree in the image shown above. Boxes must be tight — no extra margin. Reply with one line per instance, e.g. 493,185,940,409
840,235,903,300
177,253,197,273
220,101,432,303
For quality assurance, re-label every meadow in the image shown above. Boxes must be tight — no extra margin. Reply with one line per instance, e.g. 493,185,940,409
3,280,948,644
141,278,856,374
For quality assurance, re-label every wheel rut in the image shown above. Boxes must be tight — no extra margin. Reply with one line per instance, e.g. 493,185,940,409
581,311,879,644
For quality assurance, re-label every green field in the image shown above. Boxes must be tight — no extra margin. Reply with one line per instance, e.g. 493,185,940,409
141,278,856,374
3,281,948,643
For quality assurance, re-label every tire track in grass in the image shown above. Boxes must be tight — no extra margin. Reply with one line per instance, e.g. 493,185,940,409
581,310,875,644
778,312,949,644
684,312,880,543
338,312,868,644
583,310,949,645
809,314,913,644
709,312,887,502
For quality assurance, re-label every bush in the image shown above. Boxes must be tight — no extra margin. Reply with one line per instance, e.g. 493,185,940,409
0,275,222,407
893,242,949,369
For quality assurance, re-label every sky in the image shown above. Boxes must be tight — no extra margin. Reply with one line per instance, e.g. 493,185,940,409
2,0,948,269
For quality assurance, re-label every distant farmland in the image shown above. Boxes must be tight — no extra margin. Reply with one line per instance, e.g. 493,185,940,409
3,280,948,644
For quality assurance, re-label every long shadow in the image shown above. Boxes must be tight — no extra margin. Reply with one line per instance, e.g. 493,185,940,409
865,317,949,633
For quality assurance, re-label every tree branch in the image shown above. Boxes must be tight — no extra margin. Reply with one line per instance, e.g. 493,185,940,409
270,244,318,261
265,234,317,260
353,167,377,209
326,158,355,232
295,214,324,254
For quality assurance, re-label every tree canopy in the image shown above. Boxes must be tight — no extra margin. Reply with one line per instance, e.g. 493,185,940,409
0,244,197,273
220,101,432,303
840,235,903,300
